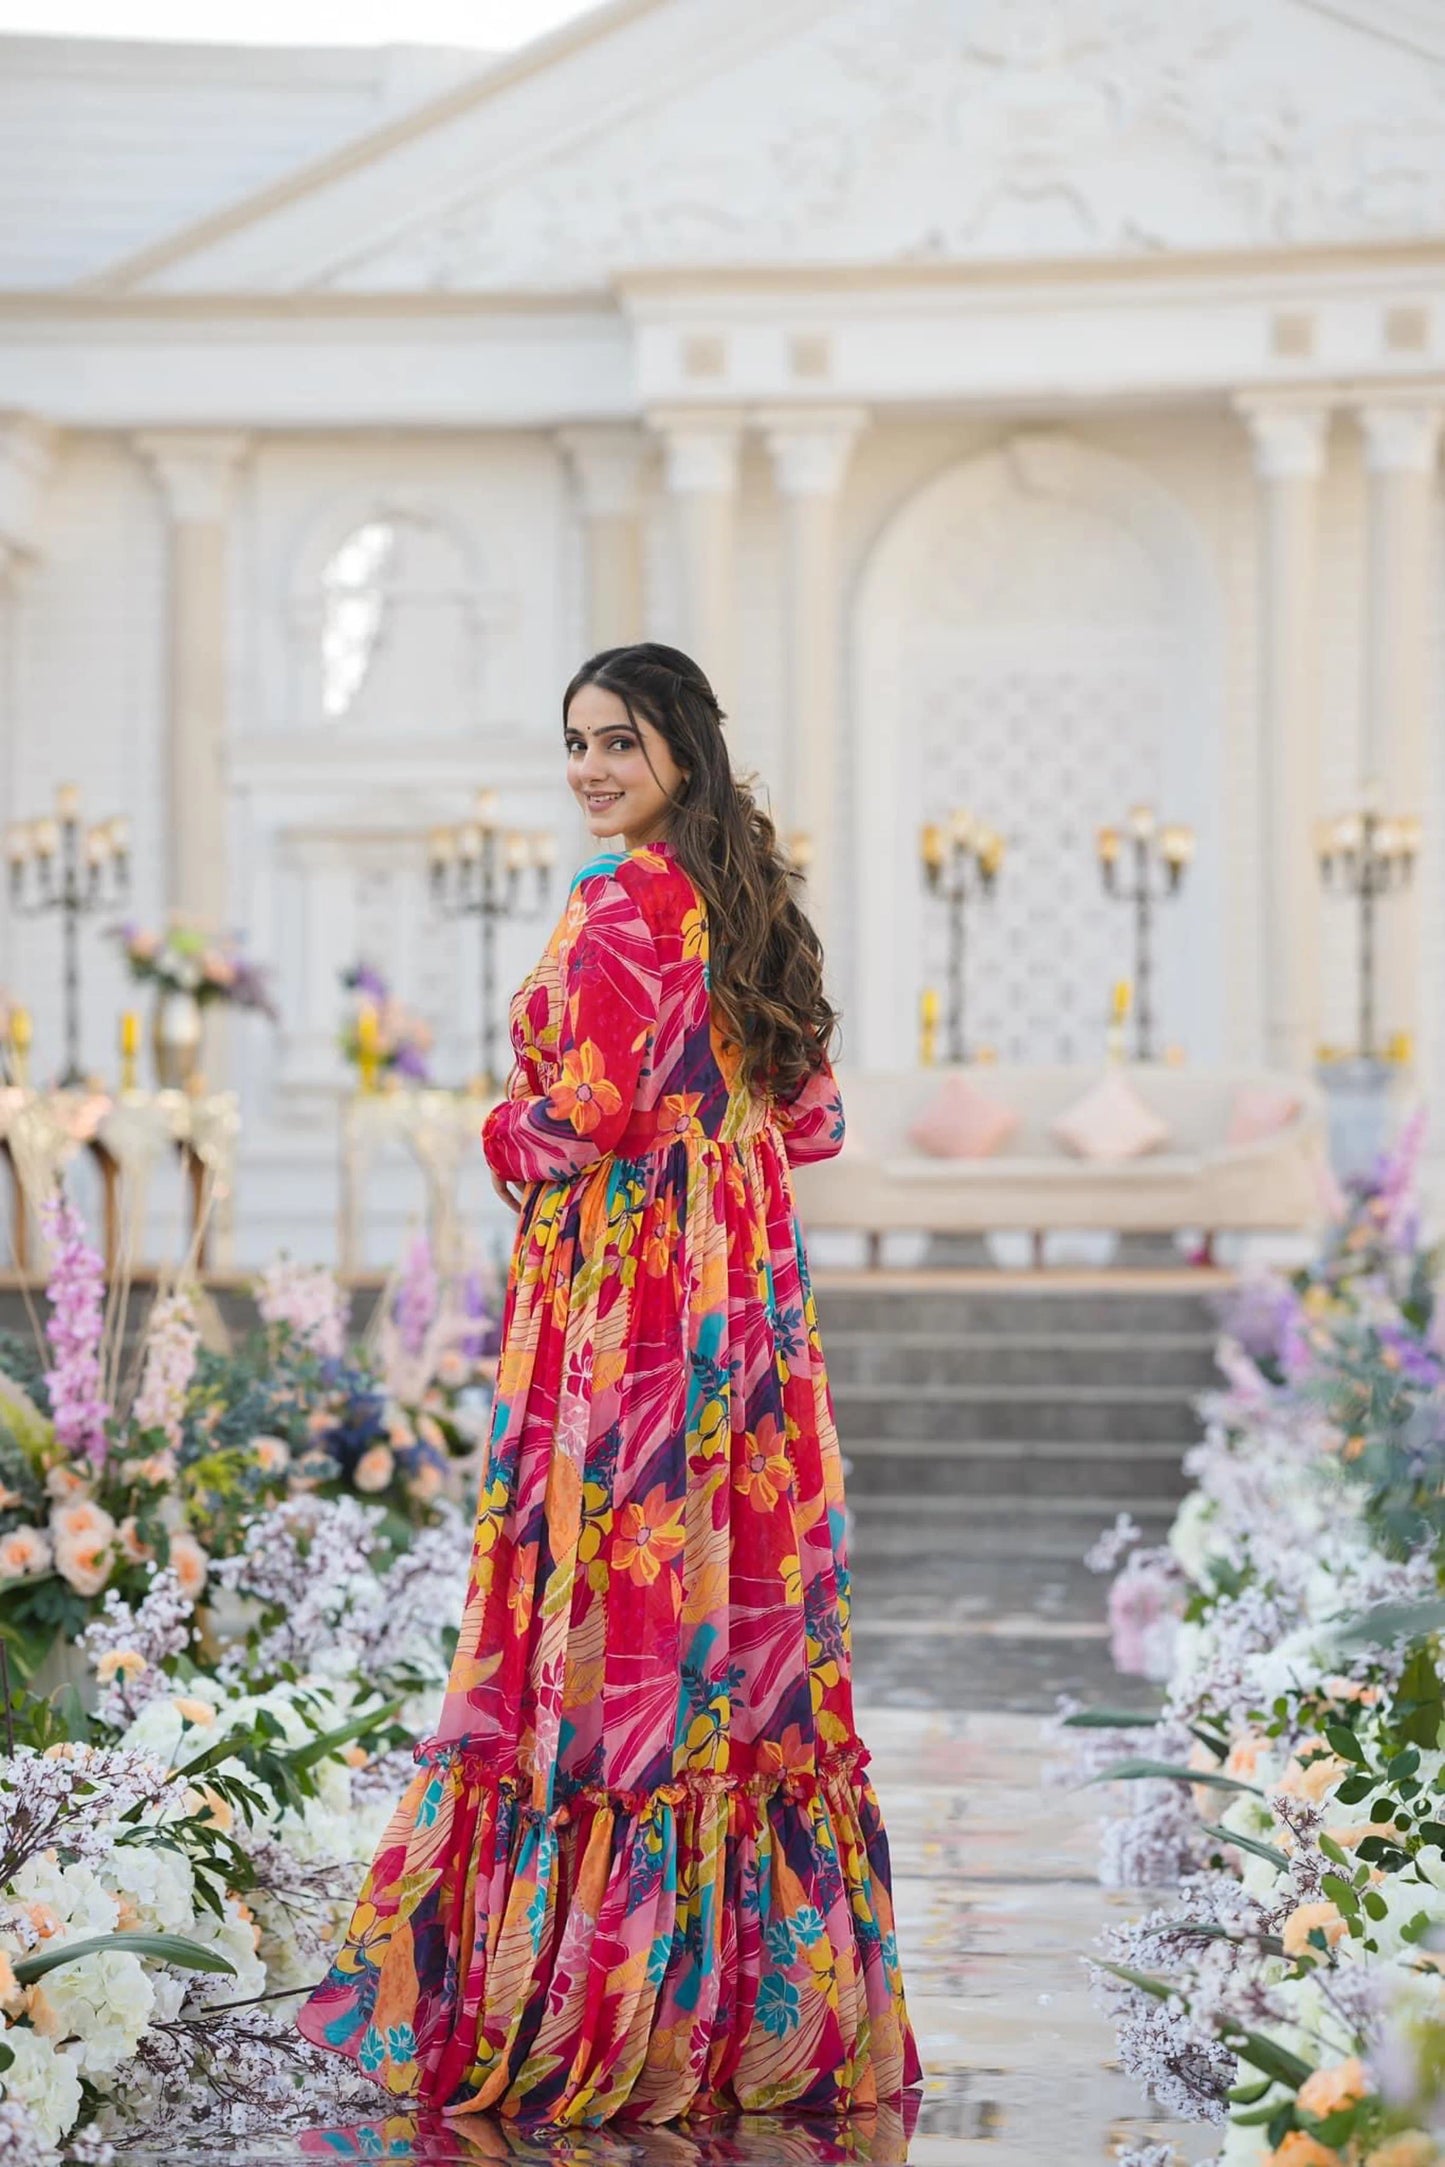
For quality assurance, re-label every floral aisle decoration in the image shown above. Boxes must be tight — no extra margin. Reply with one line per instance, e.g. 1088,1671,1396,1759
114,923,277,1020
338,962,432,1087
1071,1111,1445,2166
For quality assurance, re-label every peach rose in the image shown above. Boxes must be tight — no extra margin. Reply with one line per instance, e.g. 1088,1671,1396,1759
251,1435,290,1478
1268,2136,1344,2166
1280,1750,1350,1804
1367,2136,1439,2167
183,1781,233,1835
44,1464,92,1504
54,1533,113,1596
1282,1900,1349,1959
0,1525,52,1581
342,1744,370,1769
1226,1735,1267,1780
1297,2057,1368,2119
24,1901,61,1940
52,1500,116,1550
0,1949,21,2014
167,1532,209,1599
353,1445,395,1494
94,1647,146,1685
128,1452,176,1487
117,1515,153,1564
171,1696,215,1727
407,1461,444,1504
416,1413,446,1452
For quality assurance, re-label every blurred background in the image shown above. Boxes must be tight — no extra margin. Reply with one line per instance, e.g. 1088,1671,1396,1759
0,0,1442,1270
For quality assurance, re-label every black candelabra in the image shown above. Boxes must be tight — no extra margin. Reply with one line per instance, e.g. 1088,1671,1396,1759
6,785,130,1088
1096,805,1194,1063
1316,797,1419,1063
919,811,1005,1065
428,791,556,1090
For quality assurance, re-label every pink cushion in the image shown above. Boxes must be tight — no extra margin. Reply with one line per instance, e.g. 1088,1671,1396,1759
1051,1070,1170,1161
906,1073,1019,1160
1226,1085,1301,1148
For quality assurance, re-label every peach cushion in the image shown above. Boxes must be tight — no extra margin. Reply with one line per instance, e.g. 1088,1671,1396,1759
1051,1069,1170,1161
906,1073,1019,1160
1226,1084,1301,1148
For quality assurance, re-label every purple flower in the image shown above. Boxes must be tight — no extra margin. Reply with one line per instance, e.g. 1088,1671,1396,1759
342,960,390,1004
394,1233,437,1360
391,1039,431,1083
40,1191,110,1468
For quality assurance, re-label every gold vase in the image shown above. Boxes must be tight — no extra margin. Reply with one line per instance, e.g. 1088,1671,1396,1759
152,988,203,1090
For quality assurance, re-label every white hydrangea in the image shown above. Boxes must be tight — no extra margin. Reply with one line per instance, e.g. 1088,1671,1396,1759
183,1895,267,2007
98,1836,195,1935
7,1856,119,1941
27,1946,155,2075
0,2021,83,2145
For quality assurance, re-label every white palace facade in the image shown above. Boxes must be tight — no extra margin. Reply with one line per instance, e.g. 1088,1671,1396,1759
3,0,1445,1259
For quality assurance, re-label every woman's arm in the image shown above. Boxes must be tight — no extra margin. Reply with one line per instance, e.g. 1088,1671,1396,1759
774,1056,845,1165
482,869,660,1184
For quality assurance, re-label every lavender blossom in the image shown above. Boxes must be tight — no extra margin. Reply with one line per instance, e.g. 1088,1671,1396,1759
80,1565,196,1729
394,1232,437,1360
254,1258,348,1363
40,1190,110,1469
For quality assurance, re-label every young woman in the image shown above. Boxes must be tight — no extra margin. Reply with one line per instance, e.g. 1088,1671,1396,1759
298,643,920,2126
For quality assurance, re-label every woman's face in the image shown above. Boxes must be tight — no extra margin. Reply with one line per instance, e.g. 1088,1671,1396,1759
564,683,686,850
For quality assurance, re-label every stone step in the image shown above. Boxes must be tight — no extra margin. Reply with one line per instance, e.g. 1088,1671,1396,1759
846,1494,1174,1562
838,1434,1189,1502
813,1285,1222,1339
830,1382,1199,1444
822,1329,1217,1391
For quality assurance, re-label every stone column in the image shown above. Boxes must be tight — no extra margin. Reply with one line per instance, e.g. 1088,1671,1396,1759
1236,399,1329,1075
1356,398,1443,1059
0,416,57,1020
556,425,648,653
135,433,247,930
760,407,867,951
648,408,742,711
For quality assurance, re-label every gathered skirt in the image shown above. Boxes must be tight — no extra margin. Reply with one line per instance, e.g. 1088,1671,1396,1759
296,1118,920,2125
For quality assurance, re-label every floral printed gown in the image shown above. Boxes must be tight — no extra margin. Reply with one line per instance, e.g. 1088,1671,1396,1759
297,839,920,2126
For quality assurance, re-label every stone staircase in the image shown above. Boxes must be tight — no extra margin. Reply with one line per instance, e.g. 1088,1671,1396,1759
814,1275,1223,1712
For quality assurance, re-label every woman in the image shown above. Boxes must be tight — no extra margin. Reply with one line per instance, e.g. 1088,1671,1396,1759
298,643,920,2127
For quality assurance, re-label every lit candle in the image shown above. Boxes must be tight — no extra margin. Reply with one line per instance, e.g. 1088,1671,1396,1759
786,829,814,872
1111,979,1132,1021
978,829,1005,878
474,788,500,829
1127,802,1156,841
1399,815,1423,857
85,826,110,867
1160,823,1195,868
531,830,558,871
31,818,58,858
458,823,483,863
55,783,80,822
428,826,456,869
5,823,29,865
503,830,529,874
107,816,130,858
1334,813,1363,854
948,807,975,847
919,822,944,873
1096,825,1120,866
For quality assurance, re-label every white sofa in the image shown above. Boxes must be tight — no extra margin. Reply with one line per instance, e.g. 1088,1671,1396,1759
789,1065,1332,1263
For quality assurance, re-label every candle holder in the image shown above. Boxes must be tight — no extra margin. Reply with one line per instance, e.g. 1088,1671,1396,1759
428,792,555,1091
919,811,1004,1065
1095,804,1194,1063
7,788,130,1087
1315,793,1419,1062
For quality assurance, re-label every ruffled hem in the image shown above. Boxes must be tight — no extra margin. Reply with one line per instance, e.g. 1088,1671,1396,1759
297,1732,921,2127
408,1735,874,1827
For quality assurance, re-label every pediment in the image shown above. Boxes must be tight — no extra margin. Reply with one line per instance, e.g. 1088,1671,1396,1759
109,0,1445,297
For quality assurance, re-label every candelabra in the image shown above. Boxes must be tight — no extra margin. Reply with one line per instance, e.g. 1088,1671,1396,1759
6,785,130,1088
919,810,1005,1065
428,791,556,1090
1096,805,1194,1063
1315,797,1419,1062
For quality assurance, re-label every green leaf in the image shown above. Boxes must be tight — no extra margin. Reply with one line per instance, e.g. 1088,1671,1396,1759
1060,1708,1162,1729
1229,2030,1315,2090
1227,2077,1274,2107
1334,1774,1374,1805
1388,1745,1422,1784
1091,1758,1263,1796
13,1931,236,1987
1096,1960,1172,2002
1324,1724,1365,1764
1317,1833,1352,1869
282,1694,408,1775
1200,1820,1289,1871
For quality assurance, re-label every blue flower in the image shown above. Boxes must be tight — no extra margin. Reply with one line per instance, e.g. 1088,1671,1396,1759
384,2022,416,2063
792,1905,826,1948
880,1931,899,1972
416,1775,442,1829
647,1931,673,1987
764,1919,796,1968
756,1973,801,2038
525,1885,548,1945
358,2132,384,2157
358,2024,387,2073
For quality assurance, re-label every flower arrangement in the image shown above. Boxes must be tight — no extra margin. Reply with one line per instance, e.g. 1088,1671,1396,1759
338,962,432,1084
1072,1112,1445,2165
113,923,276,1017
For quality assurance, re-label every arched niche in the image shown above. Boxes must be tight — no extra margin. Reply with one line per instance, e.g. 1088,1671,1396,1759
283,492,517,737
850,432,1223,1070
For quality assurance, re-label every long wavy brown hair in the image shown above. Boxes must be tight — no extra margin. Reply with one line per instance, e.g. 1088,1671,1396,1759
562,642,839,1102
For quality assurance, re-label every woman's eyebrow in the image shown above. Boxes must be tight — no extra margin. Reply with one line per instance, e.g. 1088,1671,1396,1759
564,719,635,738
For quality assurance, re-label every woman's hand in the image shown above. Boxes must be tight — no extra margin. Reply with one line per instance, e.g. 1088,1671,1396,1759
489,1165,523,1213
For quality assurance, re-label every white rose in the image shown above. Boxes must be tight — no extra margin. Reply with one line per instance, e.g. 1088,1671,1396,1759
0,2021,83,2143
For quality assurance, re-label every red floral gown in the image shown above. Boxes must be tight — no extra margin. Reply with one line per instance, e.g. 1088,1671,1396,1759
297,838,920,2126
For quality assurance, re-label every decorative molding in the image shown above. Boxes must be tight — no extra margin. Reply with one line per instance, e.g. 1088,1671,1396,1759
0,412,57,566
647,408,744,495
759,407,869,497
134,431,249,523
1356,398,1444,473
555,424,650,519
1235,398,1331,480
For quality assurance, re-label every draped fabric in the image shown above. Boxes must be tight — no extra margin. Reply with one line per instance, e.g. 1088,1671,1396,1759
297,840,920,2126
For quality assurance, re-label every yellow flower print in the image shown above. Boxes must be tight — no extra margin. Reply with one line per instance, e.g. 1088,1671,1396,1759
473,1473,511,1558
548,1041,622,1135
658,1093,703,1142
611,1485,687,1586
733,1415,792,1511
680,905,708,961
779,1553,803,1606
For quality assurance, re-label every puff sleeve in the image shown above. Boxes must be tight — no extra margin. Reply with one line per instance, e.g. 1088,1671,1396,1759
773,1056,845,1166
482,869,661,1184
